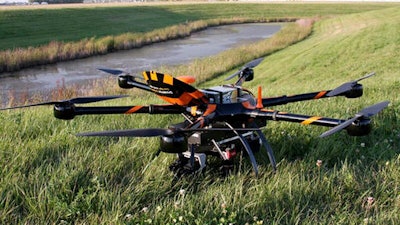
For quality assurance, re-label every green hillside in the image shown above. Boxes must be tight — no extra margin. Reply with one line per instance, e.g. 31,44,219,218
0,6,399,224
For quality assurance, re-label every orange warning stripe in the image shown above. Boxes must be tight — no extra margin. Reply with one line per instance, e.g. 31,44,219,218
301,116,322,125
150,71,158,81
143,71,208,106
256,86,264,109
163,74,174,86
125,106,143,114
158,94,193,106
314,91,327,99
242,101,255,110
177,76,196,84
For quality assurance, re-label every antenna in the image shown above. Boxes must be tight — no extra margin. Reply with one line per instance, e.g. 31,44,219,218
256,86,264,109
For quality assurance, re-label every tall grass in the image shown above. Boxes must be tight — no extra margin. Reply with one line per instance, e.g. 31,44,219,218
0,5,399,225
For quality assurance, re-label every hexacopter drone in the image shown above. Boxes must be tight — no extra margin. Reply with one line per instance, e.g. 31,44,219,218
2,58,389,177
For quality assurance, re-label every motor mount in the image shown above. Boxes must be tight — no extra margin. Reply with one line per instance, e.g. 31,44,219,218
54,103,75,120
239,67,254,82
346,117,371,136
159,133,187,153
118,75,135,89
344,83,363,98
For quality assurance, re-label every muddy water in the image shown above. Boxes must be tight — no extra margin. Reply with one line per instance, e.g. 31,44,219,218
0,23,281,104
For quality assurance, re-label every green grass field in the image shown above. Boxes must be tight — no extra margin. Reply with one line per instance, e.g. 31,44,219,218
0,3,400,224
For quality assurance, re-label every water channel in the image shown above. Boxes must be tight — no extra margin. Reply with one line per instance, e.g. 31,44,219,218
0,23,282,104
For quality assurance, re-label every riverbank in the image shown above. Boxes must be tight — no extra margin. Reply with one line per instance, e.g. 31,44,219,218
1,2,399,73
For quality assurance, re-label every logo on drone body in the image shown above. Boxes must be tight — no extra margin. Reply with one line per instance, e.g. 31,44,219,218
149,85,174,95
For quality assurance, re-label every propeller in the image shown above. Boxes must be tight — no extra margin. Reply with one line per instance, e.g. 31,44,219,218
78,102,217,137
143,71,208,107
77,128,175,137
225,57,264,81
327,72,376,97
319,101,389,138
1,95,128,110
98,68,143,80
77,124,262,138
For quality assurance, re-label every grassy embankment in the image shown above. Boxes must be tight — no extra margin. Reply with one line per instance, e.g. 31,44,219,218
0,2,399,73
0,4,400,225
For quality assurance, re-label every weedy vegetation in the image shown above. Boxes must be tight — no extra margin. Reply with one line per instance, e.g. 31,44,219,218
0,3,399,224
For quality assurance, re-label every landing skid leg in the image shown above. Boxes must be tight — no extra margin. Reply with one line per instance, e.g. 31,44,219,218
169,152,206,178
219,160,234,177
225,122,259,176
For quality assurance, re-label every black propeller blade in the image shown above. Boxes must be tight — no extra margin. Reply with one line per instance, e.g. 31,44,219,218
77,128,175,137
320,101,389,138
65,96,128,104
225,57,264,81
98,68,143,80
77,126,261,138
1,95,128,110
327,72,376,97
98,68,126,76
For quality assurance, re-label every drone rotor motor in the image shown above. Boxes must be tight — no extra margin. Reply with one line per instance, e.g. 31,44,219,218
159,133,187,153
54,103,75,120
344,83,363,98
240,67,254,82
118,75,135,89
345,117,372,136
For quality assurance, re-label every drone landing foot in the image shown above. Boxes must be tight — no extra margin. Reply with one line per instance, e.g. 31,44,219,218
219,161,234,177
169,152,206,178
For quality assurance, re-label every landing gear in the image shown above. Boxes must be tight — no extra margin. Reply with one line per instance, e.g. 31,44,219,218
169,152,237,178
168,126,272,178
169,152,206,177
219,160,234,177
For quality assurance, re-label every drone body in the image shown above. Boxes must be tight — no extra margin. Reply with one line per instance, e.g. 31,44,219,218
2,58,389,177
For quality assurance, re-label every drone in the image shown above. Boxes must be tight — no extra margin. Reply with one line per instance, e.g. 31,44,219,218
2,58,389,177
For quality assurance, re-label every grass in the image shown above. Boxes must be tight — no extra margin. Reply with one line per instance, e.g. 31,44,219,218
1,4,400,225
1,2,400,72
